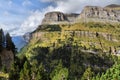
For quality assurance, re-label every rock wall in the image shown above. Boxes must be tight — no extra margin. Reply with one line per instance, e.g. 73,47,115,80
42,12,68,24
31,30,117,42
78,6,120,23
42,11,79,24
64,30,117,41
65,13,79,22
42,4,120,24
0,49,14,70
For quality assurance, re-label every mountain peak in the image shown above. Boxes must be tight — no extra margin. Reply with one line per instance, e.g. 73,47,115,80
42,11,79,24
105,4,120,8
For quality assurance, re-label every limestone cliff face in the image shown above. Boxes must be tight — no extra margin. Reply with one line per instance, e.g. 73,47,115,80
42,11,79,24
42,4,120,24
65,13,79,22
0,49,14,69
78,5,120,23
105,4,120,9
42,12,67,24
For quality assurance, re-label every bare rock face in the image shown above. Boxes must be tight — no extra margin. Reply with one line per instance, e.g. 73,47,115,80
0,49,14,70
42,11,68,24
78,5,120,23
65,13,79,22
42,11,79,24
42,4,120,24
105,4,120,8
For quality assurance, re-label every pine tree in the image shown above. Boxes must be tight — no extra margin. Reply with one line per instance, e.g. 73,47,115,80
19,61,31,80
36,71,42,80
0,29,4,51
6,33,16,53
9,63,19,80
81,67,94,80
51,61,69,80
0,29,3,45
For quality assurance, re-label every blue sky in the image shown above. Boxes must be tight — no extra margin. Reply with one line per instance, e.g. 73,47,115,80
0,0,52,24
0,0,119,36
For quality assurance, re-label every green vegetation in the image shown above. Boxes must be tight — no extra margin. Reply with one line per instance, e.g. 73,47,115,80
92,62,120,80
1,22,120,79
0,29,16,53
34,25,61,32
12,44,118,80
0,29,16,79
15,22,120,80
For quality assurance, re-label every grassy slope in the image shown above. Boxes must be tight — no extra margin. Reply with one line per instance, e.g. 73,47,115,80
18,22,120,60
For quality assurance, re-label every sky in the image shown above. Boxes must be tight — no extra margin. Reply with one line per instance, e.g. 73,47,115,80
0,0,120,36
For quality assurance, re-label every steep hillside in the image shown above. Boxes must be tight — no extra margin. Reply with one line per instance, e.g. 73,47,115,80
16,4,120,80
17,22,120,79
30,22,120,53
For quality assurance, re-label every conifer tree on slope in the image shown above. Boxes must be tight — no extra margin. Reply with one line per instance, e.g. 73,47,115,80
0,29,4,51
6,33,16,53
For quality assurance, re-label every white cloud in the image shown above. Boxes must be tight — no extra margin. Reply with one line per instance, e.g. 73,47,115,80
1,0,120,36
0,24,19,36
41,0,68,3
53,0,120,13
17,10,43,35
22,0,32,6
15,6,55,36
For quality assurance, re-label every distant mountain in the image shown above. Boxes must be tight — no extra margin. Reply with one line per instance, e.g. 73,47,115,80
12,36,27,51
105,4,120,8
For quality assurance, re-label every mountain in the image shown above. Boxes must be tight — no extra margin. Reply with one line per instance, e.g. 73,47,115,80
105,4,120,8
12,36,27,51
79,5,120,23
7,4,120,80
42,11,79,24
42,4,120,24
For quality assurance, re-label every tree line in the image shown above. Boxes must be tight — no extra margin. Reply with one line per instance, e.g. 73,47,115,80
0,29,16,53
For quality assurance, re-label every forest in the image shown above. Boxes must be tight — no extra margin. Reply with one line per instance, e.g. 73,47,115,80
0,22,120,80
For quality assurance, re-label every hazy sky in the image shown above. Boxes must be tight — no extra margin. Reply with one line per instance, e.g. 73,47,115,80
0,0,119,36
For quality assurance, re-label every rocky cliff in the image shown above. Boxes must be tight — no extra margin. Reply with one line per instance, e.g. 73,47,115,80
78,5,120,23
0,49,14,70
42,11,79,24
105,4,120,9
42,4,120,24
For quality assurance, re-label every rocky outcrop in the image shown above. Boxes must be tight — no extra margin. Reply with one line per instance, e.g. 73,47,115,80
105,4,120,9
78,5,120,23
23,32,32,42
42,11,67,24
65,13,79,22
64,30,117,42
42,4,120,24
42,11,79,24
0,49,14,70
